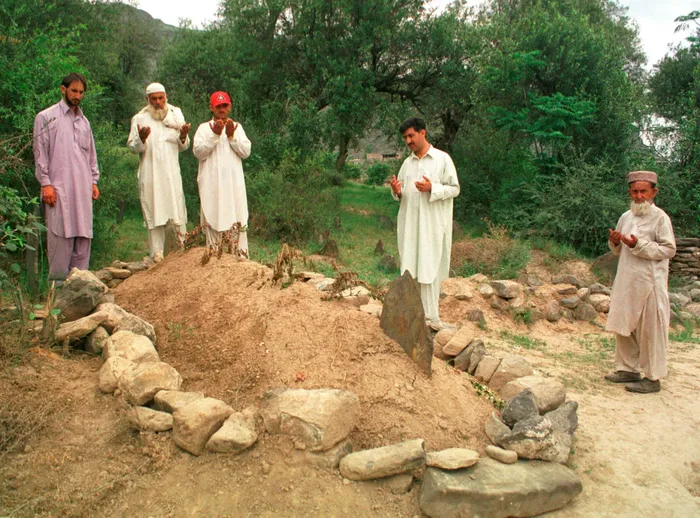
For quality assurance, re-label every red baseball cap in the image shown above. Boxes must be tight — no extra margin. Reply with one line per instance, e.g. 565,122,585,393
210,91,231,107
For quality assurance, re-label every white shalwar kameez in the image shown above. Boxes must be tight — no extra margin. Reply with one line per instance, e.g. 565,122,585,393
605,204,676,381
392,145,460,323
192,121,252,252
127,104,190,256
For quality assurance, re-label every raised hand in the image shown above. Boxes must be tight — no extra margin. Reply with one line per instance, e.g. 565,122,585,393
390,175,402,196
210,119,225,136
225,118,238,139
137,124,151,142
179,123,191,141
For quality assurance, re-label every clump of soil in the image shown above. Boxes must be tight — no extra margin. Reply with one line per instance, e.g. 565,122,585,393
115,248,494,451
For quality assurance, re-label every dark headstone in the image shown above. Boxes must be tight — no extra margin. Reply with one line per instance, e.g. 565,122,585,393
376,215,394,230
379,254,398,272
374,239,385,255
501,388,539,428
321,239,339,258
380,271,433,376
592,252,619,282
163,219,183,257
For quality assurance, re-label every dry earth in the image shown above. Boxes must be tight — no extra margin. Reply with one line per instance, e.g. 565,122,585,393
1,248,699,516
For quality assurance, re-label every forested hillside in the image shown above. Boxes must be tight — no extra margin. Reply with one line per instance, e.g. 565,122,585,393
2,0,699,294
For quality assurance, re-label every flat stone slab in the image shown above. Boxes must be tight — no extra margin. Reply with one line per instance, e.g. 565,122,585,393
128,407,173,432
260,388,359,452
95,303,157,344
173,398,234,456
339,439,426,481
379,271,433,375
98,356,136,393
153,390,205,414
489,355,534,392
119,362,183,405
490,280,521,299
443,323,479,356
500,376,567,414
426,448,480,470
206,409,258,453
419,457,582,518
55,311,109,342
103,330,159,365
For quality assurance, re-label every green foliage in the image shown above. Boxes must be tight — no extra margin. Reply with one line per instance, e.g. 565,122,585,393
0,186,42,288
670,319,700,344
342,162,363,180
366,162,392,186
246,152,340,244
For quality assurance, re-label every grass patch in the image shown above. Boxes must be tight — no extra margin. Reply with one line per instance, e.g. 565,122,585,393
670,319,700,344
91,211,149,269
499,330,548,351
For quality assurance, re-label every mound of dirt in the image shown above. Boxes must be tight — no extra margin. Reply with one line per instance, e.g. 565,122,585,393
114,248,494,452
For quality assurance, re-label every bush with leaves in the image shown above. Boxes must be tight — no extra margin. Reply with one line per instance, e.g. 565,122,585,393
366,162,393,186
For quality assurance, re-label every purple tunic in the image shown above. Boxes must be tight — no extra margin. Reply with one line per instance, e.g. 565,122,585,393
33,100,99,238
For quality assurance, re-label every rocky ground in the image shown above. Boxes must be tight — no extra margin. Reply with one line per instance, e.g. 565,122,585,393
1,248,699,516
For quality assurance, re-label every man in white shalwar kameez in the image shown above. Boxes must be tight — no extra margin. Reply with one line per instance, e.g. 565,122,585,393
390,117,460,331
193,91,252,255
127,83,191,261
605,171,676,393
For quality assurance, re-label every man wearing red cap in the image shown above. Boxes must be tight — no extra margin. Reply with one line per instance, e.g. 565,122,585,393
605,171,676,393
127,83,191,262
193,91,252,255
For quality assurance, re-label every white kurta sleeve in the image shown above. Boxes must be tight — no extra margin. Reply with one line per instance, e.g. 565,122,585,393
229,124,251,159
173,108,190,152
193,123,220,160
429,154,460,202
630,215,676,261
127,116,146,154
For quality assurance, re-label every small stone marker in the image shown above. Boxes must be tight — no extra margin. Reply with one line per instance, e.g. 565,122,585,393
426,448,480,470
339,438,426,481
163,219,182,256
485,445,517,464
380,271,433,375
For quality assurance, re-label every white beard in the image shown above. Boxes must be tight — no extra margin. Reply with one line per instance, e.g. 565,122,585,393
630,200,652,217
147,104,169,121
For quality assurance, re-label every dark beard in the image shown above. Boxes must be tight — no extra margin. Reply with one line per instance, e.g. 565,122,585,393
64,94,80,106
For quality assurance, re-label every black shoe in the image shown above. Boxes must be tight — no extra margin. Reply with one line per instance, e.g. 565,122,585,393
604,371,641,383
625,379,661,394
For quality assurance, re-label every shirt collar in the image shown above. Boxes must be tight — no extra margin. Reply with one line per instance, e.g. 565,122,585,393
410,144,434,160
60,99,84,119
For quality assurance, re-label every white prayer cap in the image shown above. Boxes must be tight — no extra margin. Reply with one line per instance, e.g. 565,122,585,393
628,170,658,185
146,82,166,95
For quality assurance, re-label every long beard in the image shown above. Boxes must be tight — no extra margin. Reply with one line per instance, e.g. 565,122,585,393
630,200,651,217
64,93,80,106
147,104,168,121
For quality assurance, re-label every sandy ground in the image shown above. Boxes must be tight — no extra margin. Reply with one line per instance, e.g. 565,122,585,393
1,249,699,516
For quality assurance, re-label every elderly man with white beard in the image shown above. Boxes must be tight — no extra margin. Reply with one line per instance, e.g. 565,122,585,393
127,83,191,262
604,171,676,394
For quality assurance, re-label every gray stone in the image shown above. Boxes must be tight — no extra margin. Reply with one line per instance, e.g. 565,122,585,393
499,416,571,464
484,412,511,445
443,323,479,356
489,355,534,392
173,397,234,456
426,448,480,470
685,303,700,318
373,473,414,495
125,261,148,273
260,388,359,452
467,342,487,375
379,271,432,375
98,356,136,393
153,390,206,414
339,439,426,481
119,362,183,405
102,330,159,365
206,409,258,453
589,293,611,313
478,284,494,298
669,292,691,307
559,296,580,309
490,280,521,299
501,389,539,427
85,326,109,355
525,276,545,288
545,302,562,322
164,219,183,256
95,269,113,283
485,445,517,464
465,309,486,326
489,296,510,311
592,251,619,279
576,287,590,301
555,284,578,296
128,407,173,432
468,273,489,284
474,355,500,383
452,341,475,371
691,288,700,302
289,439,353,469
420,457,582,518
54,269,108,322
588,282,611,295
104,267,132,279
95,303,157,344
574,302,598,321
500,376,567,414
552,274,583,289
54,310,109,343
545,401,579,436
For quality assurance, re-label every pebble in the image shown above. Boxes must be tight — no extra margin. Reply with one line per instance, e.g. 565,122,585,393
485,445,518,464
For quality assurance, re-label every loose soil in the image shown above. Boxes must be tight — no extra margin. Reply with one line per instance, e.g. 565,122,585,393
1,247,699,516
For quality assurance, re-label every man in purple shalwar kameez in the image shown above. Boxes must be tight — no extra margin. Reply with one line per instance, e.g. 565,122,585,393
33,72,100,280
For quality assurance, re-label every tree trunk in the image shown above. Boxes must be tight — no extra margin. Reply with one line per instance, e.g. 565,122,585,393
335,135,351,170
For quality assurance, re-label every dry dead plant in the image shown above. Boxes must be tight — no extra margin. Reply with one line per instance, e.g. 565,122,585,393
193,223,249,265
272,244,306,284
323,260,373,299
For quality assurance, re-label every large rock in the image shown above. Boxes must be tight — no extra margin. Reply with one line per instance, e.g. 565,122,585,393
98,356,136,393
434,328,457,350
452,339,480,371
484,412,511,445
206,409,258,453
102,330,159,365
498,416,571,464
574,303,598,321
379,271,433,375
467,341,487,375
153,390,205,414
555,284,578,296
669,292,691,307
260,388,359,452
419,457,582,518
474,355,500,383
588,282,611,295
545,302,562,322
128,407,173,432
478,284,494,298
500,389,539,427
173,398,234,456
545,401,579,436
500,376,567,414
288,439,353,469
489,355,534,392
95,303,157,344
440,278,474,301
119,362,183,405
592,252,618,280
589,293,611,312
559,296,580,309
339,439,426,480
54,269,108,322
443,323,479,356
551,274,583,289
490,280,521,299
85,326,110,354
426,448,479,470
54,310,109,342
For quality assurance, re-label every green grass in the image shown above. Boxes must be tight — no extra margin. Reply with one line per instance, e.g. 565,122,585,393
499,330,549,351
670,319,700,344
91,212,149,269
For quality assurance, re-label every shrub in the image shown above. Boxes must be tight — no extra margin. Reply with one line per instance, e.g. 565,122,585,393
366,162,392,186
343,162,363,180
